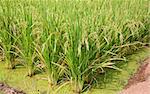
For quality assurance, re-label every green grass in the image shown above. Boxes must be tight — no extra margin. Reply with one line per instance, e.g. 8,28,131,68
0,0,149,93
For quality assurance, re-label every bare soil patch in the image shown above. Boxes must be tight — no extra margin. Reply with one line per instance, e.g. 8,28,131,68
0,82,26,94
120,57,150,94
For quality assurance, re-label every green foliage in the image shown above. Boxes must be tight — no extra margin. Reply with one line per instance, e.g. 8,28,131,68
0,0,149,93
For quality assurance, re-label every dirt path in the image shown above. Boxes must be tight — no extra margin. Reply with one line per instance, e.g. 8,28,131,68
0,82,26,94
120,57,150,94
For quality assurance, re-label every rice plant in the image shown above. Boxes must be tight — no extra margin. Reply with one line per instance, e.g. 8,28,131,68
0,0,149,93
0,0,17,69
16,4,37,76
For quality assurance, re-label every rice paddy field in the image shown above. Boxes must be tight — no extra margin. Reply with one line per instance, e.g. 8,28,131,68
0,0,150,94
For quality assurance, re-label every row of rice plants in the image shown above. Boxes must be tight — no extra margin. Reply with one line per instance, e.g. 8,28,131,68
0,0,149,93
